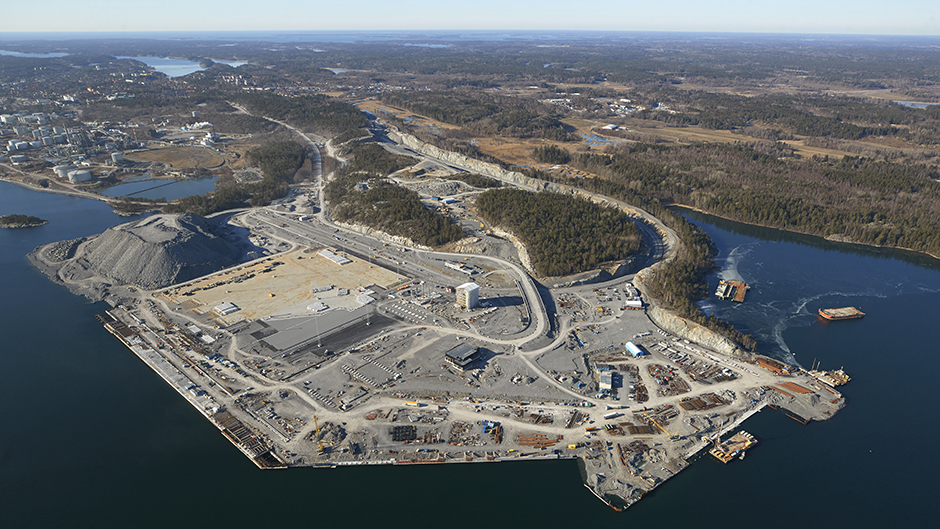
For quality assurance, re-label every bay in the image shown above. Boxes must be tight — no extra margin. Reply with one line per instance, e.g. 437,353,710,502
115,57,247,78
1,182,936,526
100,176,218,201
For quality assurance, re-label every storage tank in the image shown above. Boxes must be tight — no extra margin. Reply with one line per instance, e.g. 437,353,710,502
53,165,76,178
111,152,124,163
67,169,92,183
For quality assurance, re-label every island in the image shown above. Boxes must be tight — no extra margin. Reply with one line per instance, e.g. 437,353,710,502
0,214,47,228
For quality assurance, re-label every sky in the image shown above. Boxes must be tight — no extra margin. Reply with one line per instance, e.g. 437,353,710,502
2,0,939,36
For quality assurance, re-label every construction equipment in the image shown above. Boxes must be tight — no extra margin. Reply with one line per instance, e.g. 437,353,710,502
642,411,679,440
313,416,332,453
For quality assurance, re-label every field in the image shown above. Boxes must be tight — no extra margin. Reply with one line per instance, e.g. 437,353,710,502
125,146,226,170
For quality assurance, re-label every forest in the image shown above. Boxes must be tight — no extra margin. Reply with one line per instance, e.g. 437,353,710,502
553,143,940,258
475,189,642,277
165,141,306,216
0,214,47,227
324,143,464,247
231,93,369,136
521,167,757,350
380,91,573,140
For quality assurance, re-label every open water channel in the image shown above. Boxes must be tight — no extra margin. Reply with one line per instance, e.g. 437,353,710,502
1,181,936,527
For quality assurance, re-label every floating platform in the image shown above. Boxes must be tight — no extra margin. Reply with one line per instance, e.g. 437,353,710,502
715,280,749,302
818,307,865,321
709,431,757,463
715,280,732,299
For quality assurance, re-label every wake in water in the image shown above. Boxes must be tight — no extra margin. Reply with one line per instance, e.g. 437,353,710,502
705,241,896,367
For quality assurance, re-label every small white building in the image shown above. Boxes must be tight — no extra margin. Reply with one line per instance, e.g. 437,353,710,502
213,302,240,316
456,282,479,309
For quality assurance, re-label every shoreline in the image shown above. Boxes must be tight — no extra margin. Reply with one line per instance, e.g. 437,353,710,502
671,203,940,262
0,221,48,228
0,174,167,212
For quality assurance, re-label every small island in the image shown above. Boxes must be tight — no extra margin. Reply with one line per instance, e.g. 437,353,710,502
0,214,48,228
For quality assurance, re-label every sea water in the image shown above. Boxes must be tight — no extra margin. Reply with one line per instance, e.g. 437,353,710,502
1,183,936,526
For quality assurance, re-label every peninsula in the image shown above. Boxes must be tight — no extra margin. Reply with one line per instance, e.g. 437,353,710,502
31,147,846,510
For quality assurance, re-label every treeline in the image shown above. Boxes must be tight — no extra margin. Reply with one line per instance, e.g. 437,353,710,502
532,145,571,164
475,189,642,277
380,91,572,140
639,91,910,140
323,143,463,246
553,142,940,257
232,92,368,136
632,89,940,146
165,141,306,216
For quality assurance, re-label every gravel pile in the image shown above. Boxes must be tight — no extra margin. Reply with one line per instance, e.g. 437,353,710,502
402,180,470,197
43,237,85,262
72,213,240,290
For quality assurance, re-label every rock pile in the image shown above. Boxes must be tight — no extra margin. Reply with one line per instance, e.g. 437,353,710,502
68,213,240,290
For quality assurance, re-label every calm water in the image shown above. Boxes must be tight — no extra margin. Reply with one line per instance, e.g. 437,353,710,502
100,175,218,200
1,183,936,527
0,49,69,58
115,56,246,78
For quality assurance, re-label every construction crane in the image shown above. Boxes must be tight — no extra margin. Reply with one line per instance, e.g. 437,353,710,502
643,410,679,440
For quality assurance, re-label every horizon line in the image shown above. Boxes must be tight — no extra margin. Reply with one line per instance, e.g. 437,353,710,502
1,29,940,39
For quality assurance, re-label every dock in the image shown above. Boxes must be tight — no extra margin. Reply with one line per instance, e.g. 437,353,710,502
709,431,757,463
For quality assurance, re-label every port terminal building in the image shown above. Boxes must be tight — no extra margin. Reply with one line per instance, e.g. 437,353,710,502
444,343,480,369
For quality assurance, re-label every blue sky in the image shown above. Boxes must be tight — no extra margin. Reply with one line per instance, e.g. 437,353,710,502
4,0,939,35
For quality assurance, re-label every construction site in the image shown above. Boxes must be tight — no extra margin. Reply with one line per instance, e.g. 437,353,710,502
45,185,849,512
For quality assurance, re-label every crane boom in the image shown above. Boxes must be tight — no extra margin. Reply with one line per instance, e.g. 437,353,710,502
643,411,678,439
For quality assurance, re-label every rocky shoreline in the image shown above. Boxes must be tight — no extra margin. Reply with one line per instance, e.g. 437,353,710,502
0,220,48,228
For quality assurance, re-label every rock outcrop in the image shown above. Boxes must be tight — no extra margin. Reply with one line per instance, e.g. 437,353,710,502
644,305,750,359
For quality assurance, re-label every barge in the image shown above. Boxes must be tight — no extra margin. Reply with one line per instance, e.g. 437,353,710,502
818,307,865,321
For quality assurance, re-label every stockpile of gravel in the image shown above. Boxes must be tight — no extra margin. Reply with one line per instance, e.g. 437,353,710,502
43,237,86,262
76,213,240,290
